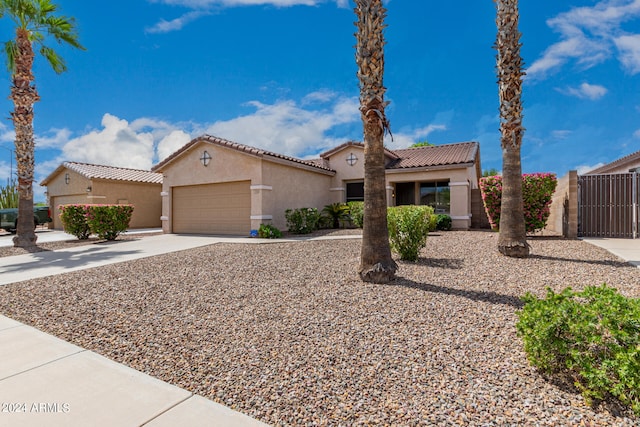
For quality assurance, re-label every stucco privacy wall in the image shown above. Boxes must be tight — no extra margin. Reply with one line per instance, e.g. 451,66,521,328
545,170,578,238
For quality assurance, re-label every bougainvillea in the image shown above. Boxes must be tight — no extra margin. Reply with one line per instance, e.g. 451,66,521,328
479,173,557,233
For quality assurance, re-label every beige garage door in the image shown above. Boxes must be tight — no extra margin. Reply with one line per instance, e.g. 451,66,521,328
51,195,89,229
172,181,251,235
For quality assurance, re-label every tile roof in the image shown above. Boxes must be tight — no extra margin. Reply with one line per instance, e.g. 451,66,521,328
585,149,640,174
320,141,399,160
152,134,335,173
387,142,479,169
41,162,163,185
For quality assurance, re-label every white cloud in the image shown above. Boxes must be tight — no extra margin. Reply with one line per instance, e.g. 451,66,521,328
61,114,157,170
576,163,605,174
204,94,360,156
146,0,347,33
614,34,640,73
36,128,73,149
551,130,572,139
528,0,640,79
157,130,192,160
633,129,640,138
384,124,447,150
561,82,608,100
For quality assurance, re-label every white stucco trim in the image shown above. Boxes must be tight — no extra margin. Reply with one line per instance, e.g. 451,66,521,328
86,195,107,199
160,191,169,197
386,186,394,191
330,187,345,192
251,215,273,220
450,215,472,220
160,216,169,221
449,181,470,187
250,185,273,191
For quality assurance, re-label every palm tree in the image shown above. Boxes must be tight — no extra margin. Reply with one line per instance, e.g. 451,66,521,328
354,0,397,283
0,0,83,248
494,0,529,258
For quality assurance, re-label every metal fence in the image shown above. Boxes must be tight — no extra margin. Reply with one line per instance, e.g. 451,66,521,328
578,173,639,238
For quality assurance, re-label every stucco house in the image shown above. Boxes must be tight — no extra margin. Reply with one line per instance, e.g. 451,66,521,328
152,135,481,235
41,162,163,230
585,149,640,174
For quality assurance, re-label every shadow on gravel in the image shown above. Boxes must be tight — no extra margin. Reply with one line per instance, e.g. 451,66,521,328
393,278,524,309
529,254,633,268
412,257,464,269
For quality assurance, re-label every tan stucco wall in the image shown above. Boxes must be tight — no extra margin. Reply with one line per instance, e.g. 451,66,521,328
45,169,92,229
45,168,161,230
327,145,366,205
260,160,333,231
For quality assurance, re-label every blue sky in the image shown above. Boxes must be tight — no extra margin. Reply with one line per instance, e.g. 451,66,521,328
0,0,639,201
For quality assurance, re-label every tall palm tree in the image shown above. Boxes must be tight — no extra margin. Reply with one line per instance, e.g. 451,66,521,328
494,0,529,258
0,0,83,248
355,0,397,282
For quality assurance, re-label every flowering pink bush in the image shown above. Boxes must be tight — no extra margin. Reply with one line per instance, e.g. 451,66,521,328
479,173,557,233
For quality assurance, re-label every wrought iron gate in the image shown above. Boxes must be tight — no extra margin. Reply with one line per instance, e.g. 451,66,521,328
578,173,639,238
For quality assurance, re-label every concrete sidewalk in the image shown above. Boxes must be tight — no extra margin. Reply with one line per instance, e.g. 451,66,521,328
582,237,640,268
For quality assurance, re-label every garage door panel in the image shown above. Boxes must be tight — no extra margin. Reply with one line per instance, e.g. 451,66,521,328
172,181,251,235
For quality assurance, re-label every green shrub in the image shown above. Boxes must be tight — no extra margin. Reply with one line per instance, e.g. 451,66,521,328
258,224,282,239
59,204,91,239
347,201,364,228
322,202,350,229
387,205,433,261
516,284,640,415
435,214,452,231
428,214,437,232
285,207,320,234
86,205,134,240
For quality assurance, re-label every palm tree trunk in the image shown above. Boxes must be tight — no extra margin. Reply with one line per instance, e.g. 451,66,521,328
495,0,529,257
355,0,397,283
11,28,39,248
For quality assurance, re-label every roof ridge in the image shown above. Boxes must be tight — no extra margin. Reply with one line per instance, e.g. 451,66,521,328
64,161,159,174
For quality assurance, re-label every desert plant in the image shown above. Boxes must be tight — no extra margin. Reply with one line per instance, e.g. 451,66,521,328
285,207,320,234
59,204,91,239
347,201,364,228
516,284,640,415
387,205,433,261
322,202,350,229
258,224,282,239
0,179,18,209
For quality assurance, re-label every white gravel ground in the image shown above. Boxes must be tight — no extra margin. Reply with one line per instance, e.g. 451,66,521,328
0,231,638,426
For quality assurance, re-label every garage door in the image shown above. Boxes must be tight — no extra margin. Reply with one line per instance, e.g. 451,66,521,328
172,181,251,235
51,195,89,229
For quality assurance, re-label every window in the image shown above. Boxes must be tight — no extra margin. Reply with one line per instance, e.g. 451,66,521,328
420,181,450,213
346,182,364,202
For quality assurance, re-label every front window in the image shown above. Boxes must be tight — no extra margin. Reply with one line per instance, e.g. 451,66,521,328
420,181,450,213
346,182,364,202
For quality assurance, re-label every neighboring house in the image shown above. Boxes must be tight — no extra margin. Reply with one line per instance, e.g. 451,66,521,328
152,135,481,235
41,162,163,230
585,149,640,174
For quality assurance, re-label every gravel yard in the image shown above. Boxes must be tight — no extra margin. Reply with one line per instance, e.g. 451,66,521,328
0,231,638,426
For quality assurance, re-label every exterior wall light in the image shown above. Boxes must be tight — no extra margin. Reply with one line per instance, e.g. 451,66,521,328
200,151,212,167
86,186,92,193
